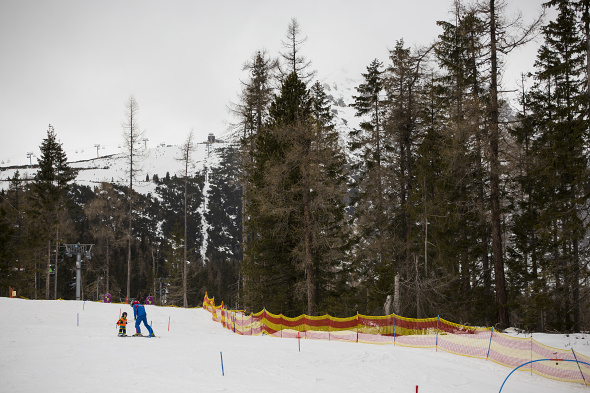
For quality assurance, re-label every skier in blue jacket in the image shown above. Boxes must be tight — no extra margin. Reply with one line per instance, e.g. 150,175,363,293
132,297,155,337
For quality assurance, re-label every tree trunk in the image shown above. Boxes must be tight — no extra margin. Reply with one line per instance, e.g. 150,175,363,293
106,237,110,294
489,0,509,330
304,171,315,316
394,274,400,314
54,229,59,300
585,1,589,100
46,240,51,299
127,132,133,303
152,247,156,303
183,172,188,308
573,238,580,331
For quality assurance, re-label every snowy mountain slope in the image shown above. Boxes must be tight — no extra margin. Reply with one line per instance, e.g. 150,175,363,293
0,142,223,195
0,297,587,393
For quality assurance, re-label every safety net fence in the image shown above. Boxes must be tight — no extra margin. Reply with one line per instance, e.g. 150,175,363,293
203,293,590,386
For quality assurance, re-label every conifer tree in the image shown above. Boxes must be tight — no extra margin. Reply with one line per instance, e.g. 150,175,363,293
385,40,430,317
512,0,589,331
30,125,75,299
348,60,392,313
308,81,349,314
429,4,492,322
243,72,348,316
236,50,275,268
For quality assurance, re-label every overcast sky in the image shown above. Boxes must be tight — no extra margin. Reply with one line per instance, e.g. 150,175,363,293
0,0,546,165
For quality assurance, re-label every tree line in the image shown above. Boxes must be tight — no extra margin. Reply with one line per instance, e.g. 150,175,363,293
235,0,589,332
0,120,243,308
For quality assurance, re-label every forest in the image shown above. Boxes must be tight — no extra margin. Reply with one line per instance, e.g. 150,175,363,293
1,0,589,333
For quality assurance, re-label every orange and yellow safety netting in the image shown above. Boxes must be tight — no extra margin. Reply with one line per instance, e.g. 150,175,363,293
203,293,590,386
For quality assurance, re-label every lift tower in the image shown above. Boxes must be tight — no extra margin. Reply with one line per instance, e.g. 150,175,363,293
64,243,93,300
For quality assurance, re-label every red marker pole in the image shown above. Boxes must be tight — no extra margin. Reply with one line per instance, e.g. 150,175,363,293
168,316,171,331
416,386,418,393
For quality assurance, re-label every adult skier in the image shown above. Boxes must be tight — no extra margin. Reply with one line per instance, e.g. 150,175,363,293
131,297,155,337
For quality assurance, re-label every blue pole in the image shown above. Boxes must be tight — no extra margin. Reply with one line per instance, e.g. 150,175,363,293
435,316,439,350
220,351,225,376
83,300,86,310
572,348,587,385
486,327,494,360
77,313,79,326
499,359,590,393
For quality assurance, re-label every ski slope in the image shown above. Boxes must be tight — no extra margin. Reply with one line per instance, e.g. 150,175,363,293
0,298,587,393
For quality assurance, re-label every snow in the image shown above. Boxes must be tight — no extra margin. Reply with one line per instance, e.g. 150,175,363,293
0,142,225,195
1,297,587,393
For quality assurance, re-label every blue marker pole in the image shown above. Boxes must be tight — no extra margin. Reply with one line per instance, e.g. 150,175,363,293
572,348,587,385
435,316,439,352
486,327,494,360
220,352,225,376
83,300,86,310
77,313,79,326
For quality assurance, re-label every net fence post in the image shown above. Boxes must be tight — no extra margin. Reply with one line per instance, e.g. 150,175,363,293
572,348,587,385
435,315,439,352
486,327,494,360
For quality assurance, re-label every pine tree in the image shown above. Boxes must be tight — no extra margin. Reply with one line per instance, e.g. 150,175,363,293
385,40,432,317
513,0,589,331
236,50,275,278
348,59,392,313
429,4,493,322
243,72,348,316
204,145,243,308
30,125,75,299
244,72,312,314
308,81,350,315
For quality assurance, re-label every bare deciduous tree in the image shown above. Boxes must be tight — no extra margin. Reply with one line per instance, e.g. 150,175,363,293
122,95,144,302
177,130,195,307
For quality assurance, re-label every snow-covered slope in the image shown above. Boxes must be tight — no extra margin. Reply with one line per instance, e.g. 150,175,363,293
0,142,223,195
0,297,587,393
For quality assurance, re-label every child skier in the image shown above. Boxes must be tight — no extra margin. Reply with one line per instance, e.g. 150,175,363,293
117,312,128,336
132,297,155,337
